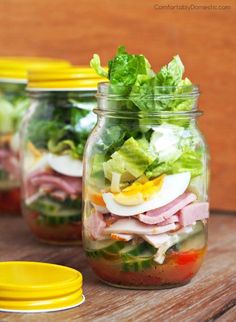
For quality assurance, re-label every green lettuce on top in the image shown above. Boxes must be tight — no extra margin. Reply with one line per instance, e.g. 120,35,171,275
89,46,203,189
90,46,195,112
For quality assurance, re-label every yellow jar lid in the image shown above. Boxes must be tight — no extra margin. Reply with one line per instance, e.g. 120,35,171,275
0,57,71,82
0,261,84,313
27,66,107,90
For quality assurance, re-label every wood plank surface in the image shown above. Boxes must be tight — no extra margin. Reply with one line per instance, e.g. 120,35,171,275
0,0,235,211
0,213,235,321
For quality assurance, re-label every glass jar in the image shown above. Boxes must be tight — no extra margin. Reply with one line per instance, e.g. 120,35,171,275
83,83,209,289
21,67,104,244
0,58,70,214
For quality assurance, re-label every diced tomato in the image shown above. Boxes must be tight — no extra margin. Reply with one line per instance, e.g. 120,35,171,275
175,251,200,265
0,188,21,214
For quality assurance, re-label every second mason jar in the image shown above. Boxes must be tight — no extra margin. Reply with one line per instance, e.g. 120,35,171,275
0,57,70,215
21,67,104,244
83,82,209,289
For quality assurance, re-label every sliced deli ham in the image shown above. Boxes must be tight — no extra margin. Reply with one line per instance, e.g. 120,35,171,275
138,193,196,225
157,215,179,226
0,149,10,158
142,233,171,248
30,174,81,195
26,170,82,200
105,218,177,235
86,210,106,240
178,202,209,226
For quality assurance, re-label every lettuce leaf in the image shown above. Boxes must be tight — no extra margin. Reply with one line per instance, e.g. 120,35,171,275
91,47,195,115
155,55,184,86
27,97,96,159
130,56,194,113
103,137,155,180
91,46,152,96
145,150,203,179
90,54,108,78
0,97,15,132
109,47,151,85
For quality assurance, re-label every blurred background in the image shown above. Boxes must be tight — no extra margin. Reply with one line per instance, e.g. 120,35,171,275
0,0,235,211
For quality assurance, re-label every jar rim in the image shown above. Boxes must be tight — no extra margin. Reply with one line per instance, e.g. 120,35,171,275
96,82,201,115
94,109,202,118
97,82,200,99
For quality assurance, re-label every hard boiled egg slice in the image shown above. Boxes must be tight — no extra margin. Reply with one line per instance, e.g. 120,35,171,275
102,172,191,216
48,153,83,177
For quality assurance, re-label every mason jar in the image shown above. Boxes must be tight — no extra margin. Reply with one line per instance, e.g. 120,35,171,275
0,58,70,215
83,82,209,289
21,67,104,244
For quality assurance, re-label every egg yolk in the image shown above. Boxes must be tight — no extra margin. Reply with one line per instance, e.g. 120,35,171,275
114,175,165,206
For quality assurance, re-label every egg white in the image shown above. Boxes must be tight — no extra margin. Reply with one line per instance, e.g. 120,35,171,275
102,172,191,216
48,153,83,177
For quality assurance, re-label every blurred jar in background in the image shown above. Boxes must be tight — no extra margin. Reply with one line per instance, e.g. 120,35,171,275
0,58,70,215
21,67,104,244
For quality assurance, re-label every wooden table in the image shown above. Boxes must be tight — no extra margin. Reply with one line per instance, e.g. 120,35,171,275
0,213,235,322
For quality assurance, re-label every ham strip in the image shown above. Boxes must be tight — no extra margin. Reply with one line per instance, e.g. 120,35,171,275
178,202,209,226
138,193,196,225
142,233,170,248
105,218,176,235
157,215,179,226
0,149,10,158
26,170,82,200
30,175,79,195
86,210,106,240
50,190,68,201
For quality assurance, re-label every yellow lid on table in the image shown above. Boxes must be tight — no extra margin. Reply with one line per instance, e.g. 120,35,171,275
0,57,71,83
27,66,107,90
0,261,84,313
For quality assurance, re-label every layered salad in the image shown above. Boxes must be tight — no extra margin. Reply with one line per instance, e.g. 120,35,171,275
22,92,96,243
0,82,28,213
83,47,209,287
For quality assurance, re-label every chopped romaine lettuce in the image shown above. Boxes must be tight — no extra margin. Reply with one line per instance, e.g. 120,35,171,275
0,97,15,132
150,123,184,163
0,83,29,133
90,54,108,78
155,55,184,87
27,95,97,159
107,46,153,96
12,97,29,130
91,48,196,113
146,150,203,179
103,137,155,180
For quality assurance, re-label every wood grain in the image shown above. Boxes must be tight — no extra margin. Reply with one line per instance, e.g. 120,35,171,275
0,214,235,321
0,0,235,210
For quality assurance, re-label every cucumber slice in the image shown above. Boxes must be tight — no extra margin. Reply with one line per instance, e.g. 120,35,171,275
86,240,125,259
120,242,156,272
122,259,152,272
167,220,206,253
27,196,82,225
102,241,126,260
120,241,155,259
28,197,81,217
